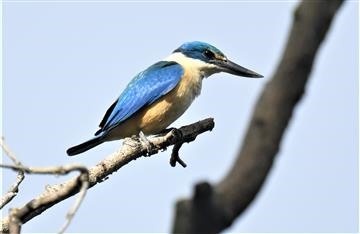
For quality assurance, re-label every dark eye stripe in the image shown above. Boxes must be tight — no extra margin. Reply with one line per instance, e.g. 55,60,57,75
204,50,215,59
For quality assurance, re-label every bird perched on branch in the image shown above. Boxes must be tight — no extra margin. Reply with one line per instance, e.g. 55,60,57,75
67,41,263,156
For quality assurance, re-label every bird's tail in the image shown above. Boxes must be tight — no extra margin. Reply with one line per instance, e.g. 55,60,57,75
67,136,104,156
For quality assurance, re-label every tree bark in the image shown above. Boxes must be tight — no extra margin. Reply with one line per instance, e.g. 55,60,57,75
1,118,214,233
172,1,344,233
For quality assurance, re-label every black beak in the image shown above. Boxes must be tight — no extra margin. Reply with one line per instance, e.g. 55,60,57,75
215,59,263,78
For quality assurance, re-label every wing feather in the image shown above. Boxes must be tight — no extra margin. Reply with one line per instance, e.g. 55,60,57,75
95,61,183,135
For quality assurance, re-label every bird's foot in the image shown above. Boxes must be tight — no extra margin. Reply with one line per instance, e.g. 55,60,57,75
139,131,158,156
123,136,139,148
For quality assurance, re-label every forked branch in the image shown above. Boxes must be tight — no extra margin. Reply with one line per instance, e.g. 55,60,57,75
1,118,214,233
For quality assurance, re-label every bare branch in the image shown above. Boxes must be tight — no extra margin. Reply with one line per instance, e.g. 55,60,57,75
1,173,25,210
1,118,214,233
172,1,344,233
0,138,25,209
0,163,89,234
170,142,187,168
59,173,89,234
0,163,88,175
0,138,22,165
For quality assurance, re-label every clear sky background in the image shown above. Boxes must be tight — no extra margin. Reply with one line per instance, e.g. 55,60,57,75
2,0,358,233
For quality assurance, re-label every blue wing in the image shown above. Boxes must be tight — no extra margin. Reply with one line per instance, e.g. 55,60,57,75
95,61,184,135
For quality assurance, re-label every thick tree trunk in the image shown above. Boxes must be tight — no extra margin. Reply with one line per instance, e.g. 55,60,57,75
172,1,344,233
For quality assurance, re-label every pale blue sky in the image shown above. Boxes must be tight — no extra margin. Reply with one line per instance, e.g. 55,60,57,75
2,1,358,233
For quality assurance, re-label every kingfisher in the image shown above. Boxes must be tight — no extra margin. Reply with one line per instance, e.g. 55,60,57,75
67,41,263,156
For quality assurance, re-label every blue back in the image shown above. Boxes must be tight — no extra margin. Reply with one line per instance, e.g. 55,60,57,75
96,61,184,135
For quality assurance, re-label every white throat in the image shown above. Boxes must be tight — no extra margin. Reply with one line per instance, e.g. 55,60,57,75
164,52,218,78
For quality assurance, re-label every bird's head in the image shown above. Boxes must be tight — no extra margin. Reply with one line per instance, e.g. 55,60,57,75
172,41,263,78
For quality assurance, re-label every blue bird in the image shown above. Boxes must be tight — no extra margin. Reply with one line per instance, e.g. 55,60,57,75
67,41,263,156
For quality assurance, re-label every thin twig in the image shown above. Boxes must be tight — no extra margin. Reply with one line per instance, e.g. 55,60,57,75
170,142,186,168
0,138,25,209
0,173,25,209
0,163,89,234
58,174,89,234
1,118,215,233
0,137,22,164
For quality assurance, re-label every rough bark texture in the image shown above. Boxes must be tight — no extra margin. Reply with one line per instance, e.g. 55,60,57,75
172,1,344,233
1,118,214,233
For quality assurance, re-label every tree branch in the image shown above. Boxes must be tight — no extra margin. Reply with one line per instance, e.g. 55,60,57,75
1,118,214,233
172,1,344,233
0,163,89,234
0,138,25,209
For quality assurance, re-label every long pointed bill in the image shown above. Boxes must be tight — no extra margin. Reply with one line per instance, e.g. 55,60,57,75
216,59,263,78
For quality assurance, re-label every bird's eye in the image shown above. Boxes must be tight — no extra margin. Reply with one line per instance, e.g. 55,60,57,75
204,50,215,59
